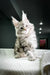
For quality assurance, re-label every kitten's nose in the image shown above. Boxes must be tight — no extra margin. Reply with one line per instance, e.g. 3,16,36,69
21,27,23,29
20,27,26,30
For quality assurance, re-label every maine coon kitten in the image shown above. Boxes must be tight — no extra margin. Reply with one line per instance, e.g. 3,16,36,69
11,11,37,60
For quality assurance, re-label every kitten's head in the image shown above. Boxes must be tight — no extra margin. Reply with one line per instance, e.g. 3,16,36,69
11,11,34,37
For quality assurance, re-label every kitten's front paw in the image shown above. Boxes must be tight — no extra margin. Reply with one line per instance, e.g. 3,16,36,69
20,53,27,57
14,52,27,58
27,51,37,61
14,52,21,58
14,54,21,58
28,56,37,61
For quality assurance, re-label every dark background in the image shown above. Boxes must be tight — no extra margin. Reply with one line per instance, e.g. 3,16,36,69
0,0,50,49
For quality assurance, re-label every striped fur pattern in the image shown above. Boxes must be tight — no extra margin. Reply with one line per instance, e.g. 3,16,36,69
11,11,37,60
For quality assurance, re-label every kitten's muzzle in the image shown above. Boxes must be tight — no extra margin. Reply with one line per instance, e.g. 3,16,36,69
20,27,26,30
20,27,23,29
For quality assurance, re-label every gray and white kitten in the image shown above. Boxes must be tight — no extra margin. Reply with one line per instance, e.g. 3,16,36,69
11,11,37,60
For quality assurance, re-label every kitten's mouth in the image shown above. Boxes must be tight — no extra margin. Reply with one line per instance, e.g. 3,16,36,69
17,29,29,36
17,29,29,37
21,31,26,34
20,29,27,33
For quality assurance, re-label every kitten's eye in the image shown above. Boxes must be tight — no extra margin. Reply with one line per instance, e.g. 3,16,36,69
20,27,23,29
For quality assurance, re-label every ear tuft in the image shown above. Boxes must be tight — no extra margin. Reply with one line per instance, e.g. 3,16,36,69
22,10,29,24
22,10,24,15
11,16,19,26
22,11,27,20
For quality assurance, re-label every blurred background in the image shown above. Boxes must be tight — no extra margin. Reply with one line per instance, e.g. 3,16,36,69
0,0,50,49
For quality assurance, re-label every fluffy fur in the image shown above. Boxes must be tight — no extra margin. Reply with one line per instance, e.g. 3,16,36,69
11,11,37,60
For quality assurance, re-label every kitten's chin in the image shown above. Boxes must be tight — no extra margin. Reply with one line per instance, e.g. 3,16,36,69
17,29,29,37
21,31,26,34
17,32,28,37
17,33,26,37
22,29,29,34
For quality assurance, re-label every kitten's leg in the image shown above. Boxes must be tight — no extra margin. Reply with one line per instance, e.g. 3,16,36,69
14,39,19,54
15,48,27,58
14,39,27,58
27,50,37,61
26,46,37,61
19,48,27,57
14,39,21,58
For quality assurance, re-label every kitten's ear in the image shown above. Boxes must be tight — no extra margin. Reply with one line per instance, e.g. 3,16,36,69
11,16,19,26
22,11,29,24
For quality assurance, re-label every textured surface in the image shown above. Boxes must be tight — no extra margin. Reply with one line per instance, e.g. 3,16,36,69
0,49,50,75
0,48,41,75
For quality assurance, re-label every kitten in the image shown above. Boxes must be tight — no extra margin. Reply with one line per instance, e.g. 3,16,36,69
11,11,37,60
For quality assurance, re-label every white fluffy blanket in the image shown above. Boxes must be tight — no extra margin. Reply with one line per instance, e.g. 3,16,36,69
0,49,40,75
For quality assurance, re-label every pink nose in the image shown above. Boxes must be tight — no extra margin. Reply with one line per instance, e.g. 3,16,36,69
24,28,26,30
